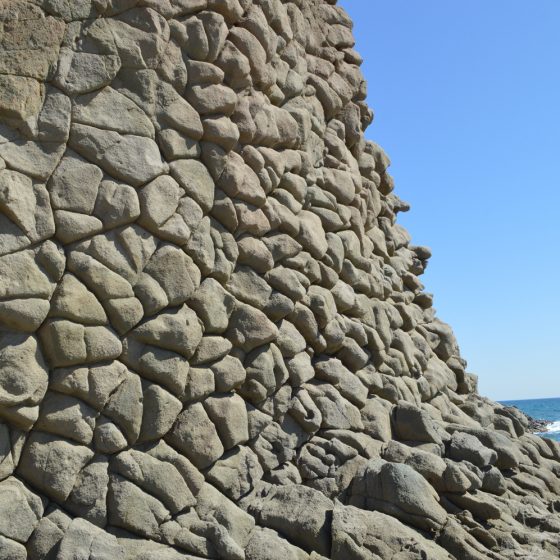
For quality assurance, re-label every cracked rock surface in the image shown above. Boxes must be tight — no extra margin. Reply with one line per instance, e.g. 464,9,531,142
0,0,559,559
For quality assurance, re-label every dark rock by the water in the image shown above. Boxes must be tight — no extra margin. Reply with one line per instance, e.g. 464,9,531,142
528,416,553,433
506,405,552,433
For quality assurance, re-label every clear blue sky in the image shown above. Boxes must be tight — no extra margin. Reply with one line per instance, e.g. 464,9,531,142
340,1,560,400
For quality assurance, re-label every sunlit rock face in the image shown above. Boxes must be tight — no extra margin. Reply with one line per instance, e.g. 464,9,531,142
0,1,559,558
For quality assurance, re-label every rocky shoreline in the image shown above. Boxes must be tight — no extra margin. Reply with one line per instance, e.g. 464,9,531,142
527,416,553,434
503,406,552,434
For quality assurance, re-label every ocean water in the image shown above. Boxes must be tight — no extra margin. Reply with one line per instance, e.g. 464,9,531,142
500,397,560,442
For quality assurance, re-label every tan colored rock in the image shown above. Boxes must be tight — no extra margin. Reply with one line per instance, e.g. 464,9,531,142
0,75,43,121
0,169,55,254
54,48,121,95
69,124,167,187
73,87,155,138
166,403,224,469
18,432,94,502
205,393,249,449
227,302,279,352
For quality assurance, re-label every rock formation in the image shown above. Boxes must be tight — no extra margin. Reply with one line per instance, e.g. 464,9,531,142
0,0,559,558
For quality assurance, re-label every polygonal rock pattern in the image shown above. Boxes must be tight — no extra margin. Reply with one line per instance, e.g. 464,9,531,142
0,1,559,559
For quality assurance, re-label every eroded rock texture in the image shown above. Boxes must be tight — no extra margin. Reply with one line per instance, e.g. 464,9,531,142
0,1,559,559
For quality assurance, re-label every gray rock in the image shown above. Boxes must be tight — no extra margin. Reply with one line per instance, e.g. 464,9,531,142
244,483,333,556
183,366,215,403
305,382,363,431
348,460,448,532
130,305,202,359
448,431,498,468
207,446,263,501
0,477,43,543
69,124,167,187
0,333,48,414
191,336,232,364
205,356,244,394
73,87,155,138
139,384,182,444
189,278,235,333
111,449,196,514
331,503,450,560
54,49,121,95
0,169,55,254
245,527,309,560
56,518,124,560
227,302,279,352
393,401,444,445
49,274,107,326
227,266,273,309
156,82,203,139
18,432,94,502
361,397,393,442
186,84,237,115
0,536,27,559
237,237,274,273
166,403,224,469
26,507,71,560
169,159,215,213
64,456,108,526
276,320,306,358
314,357,368,408
205,393,249,449
108,474,169,539
40,320,122,368
35,392,96,445
48,152,102,215
137,175,194,245
286,351,315,386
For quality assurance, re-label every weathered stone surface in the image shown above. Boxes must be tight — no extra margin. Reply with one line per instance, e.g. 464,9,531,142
0,2,559,558
69,124,167,187
18,432,94,502
111,449,197,514
207,446,263,501
166,403,224,469
0,75,44,121
448,431,498,468
348,460,448,532
0,477,44,543
129,304,203,359
54,49,121,95
243,484,333,556
108,474,169,539
0,334,48,413
227,302,279,352
169,159,215,213
56,518,124,560
189,277,235,333
331,503,450,560
0,169,55,255
73,87,155,138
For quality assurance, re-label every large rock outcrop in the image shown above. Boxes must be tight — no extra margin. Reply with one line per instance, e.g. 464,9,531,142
0,0,559,559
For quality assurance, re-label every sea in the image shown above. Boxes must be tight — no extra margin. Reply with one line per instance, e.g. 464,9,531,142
500,397,560,442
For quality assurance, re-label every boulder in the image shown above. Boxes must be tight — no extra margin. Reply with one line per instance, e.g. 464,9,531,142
448,431,498,468
243,483,333,556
